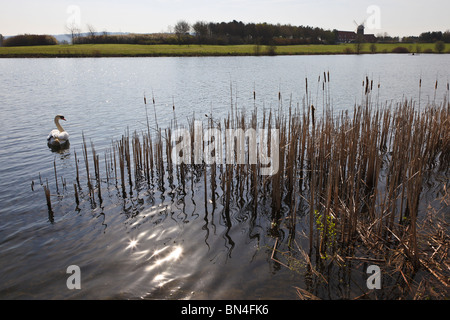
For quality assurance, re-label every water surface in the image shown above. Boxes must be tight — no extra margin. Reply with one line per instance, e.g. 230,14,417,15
0,54,448,299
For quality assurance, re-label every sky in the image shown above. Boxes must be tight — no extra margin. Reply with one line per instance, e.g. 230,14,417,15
1,0,449,37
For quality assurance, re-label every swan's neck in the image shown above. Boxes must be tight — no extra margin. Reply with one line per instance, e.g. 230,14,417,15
55,117,65,132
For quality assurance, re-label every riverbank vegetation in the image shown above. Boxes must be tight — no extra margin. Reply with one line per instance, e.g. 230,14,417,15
1,34,58,47
36,75,449,299
0,42,447,57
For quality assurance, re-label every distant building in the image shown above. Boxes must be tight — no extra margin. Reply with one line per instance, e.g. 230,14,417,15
337,25,376,43
363,34,377,43
337,31,358,43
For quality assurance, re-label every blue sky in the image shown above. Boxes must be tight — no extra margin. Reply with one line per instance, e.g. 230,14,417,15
1,0,449,37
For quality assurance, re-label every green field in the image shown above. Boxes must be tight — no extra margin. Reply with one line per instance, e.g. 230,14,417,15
0,43,446,57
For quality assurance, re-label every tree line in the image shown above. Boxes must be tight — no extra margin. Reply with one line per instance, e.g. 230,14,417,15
418,31,450,43
178,20,337,45
71,20,338,45
2,20,450,46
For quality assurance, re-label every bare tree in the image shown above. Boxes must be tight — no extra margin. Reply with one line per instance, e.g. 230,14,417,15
174,20,190,44
66,22,81,44
87,24,96,41
192,21,210,44
193,21,209,37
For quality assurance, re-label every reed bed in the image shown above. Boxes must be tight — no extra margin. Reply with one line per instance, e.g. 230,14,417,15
38,77,449,299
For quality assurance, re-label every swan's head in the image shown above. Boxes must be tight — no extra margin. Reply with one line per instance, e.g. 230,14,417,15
57,115,66,121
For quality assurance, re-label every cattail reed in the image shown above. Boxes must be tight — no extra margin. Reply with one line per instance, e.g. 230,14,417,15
104,152,109,185
95,154,102,203
53,158,59,194
74,183,79,207
117,136,127,197
82,132,93,196
434,79,438,103
74,150,81,190
40,76,449,295
309,104,316,253
43,185,52,213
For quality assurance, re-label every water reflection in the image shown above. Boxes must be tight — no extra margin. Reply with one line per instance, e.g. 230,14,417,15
153,246,183,266
47,140,70,153
126,239,139,250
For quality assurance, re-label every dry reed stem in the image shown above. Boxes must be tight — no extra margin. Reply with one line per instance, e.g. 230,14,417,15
294,286,321,300
43,185,52,212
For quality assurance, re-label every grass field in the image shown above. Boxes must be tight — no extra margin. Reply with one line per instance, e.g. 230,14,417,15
0,42,446,57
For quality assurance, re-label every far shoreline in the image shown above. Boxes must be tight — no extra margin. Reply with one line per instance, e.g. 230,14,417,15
0,43,448,58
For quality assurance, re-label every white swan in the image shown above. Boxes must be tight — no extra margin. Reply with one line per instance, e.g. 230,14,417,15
47,115,69,146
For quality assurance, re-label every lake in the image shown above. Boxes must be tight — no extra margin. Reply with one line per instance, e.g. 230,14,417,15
0,54,448,299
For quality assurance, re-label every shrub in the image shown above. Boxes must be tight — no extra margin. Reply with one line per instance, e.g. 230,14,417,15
391,46,409,53
266,45,277,56
3,34,57,46
343,47,354,54
435,41,445,53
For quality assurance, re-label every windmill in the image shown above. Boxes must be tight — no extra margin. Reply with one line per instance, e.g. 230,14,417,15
353,19,366,36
